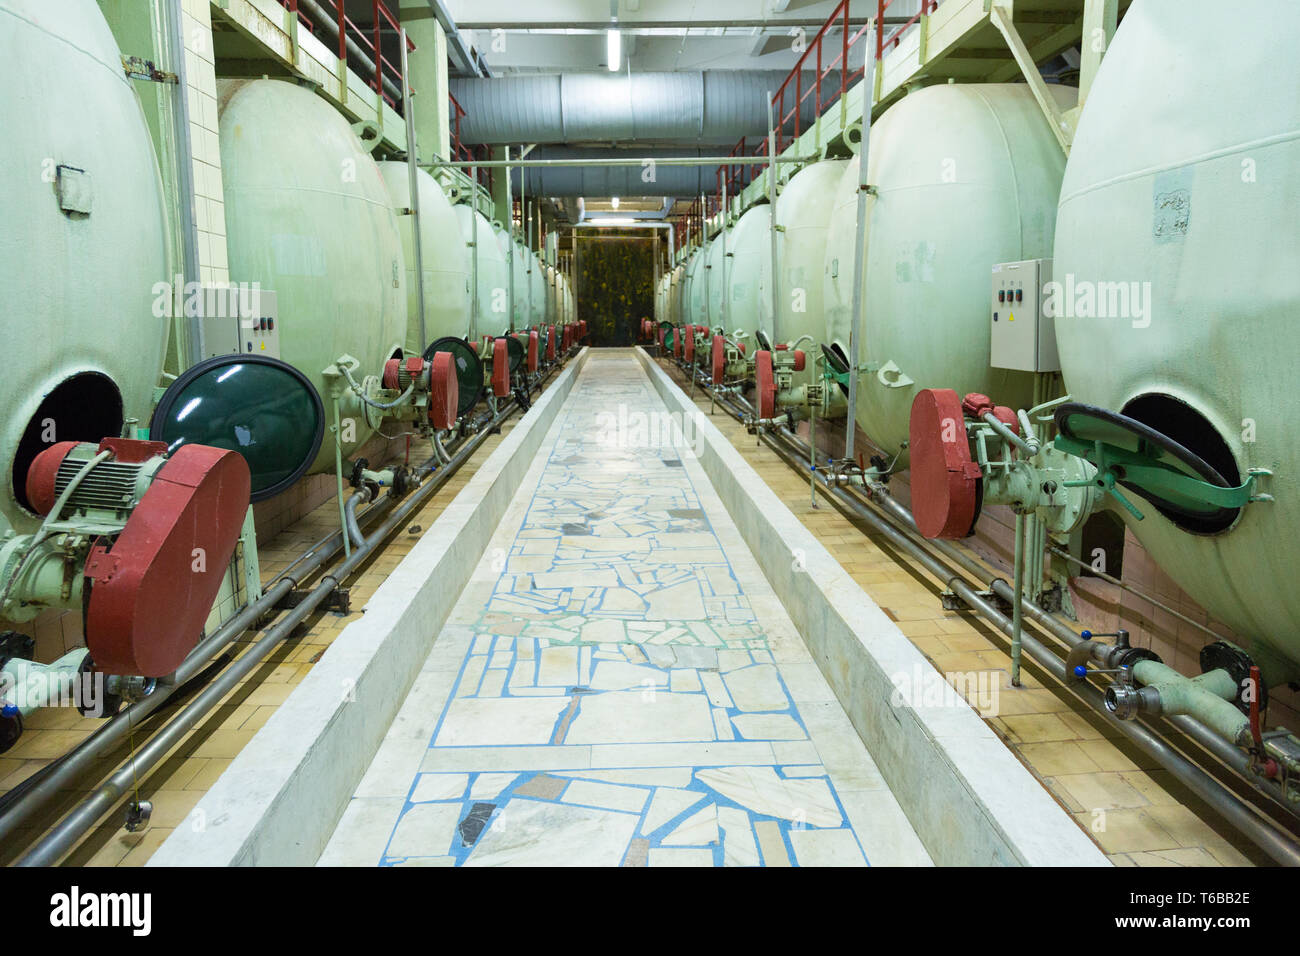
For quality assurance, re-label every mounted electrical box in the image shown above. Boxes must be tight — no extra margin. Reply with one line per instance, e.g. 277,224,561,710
200,287,279,360
990,259,1058,372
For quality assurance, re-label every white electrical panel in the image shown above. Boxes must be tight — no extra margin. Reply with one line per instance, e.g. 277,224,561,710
200,287,279,360
990,259,1058,373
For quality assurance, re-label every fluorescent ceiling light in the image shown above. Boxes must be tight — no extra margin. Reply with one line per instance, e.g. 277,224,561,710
607,28,621,71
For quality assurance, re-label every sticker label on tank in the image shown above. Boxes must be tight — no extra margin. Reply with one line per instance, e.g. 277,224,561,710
1153,167,1192,242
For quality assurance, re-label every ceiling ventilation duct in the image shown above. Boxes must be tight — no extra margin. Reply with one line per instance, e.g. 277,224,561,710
449,70,838,146
510,147,736,198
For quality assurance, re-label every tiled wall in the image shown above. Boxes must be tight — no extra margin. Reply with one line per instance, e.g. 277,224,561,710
182,0,229,286
796,414,1300,732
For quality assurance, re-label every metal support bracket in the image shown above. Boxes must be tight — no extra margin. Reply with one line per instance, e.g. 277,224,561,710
122,56,178,84
275,586,351,614
988,5,1072,154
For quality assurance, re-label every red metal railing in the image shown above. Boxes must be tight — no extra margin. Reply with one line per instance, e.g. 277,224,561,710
714,0,937,209
277,0,415,110
448,92,491,185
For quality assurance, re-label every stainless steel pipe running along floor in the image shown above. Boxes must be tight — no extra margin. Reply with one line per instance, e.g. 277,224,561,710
672,360,1300,866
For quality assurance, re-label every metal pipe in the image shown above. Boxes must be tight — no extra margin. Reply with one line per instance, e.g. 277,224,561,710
767,91,780,343
400,26,427,352
0,363,561,857
344,491,369,549
428,154,815,169
842,30,875,464
666,357,1300,863
751,425,1300,866
1011,510,1025,685
14,395,527,867
504,146,515,332
0,491,388,843
468,163,479,339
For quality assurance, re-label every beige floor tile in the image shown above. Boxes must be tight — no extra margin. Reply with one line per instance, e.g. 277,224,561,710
1073,807,1179,854
1055,771,1150,811
1018,741,1103,777
1000,713,1080,743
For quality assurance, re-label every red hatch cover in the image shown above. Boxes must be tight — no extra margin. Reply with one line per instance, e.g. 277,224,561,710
755,350,776,420
492,337,511,397
909,388,983,540
83,443,251,676
684,325,696,362
673,327,683,358
546,326,557,361
792,349,806,372
527,330,539,372
428,351,459,430
578,320,587,339
711,334,725,382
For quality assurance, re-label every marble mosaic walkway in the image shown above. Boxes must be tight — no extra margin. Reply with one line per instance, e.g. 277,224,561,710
319,350,930,867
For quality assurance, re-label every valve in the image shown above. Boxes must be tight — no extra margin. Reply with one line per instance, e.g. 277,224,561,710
124,798,152,833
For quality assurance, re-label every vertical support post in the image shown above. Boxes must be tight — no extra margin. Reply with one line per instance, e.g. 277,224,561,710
1011,509,1025,685
1078,0,1118,109
843,26,877,466
400,26,426,352
468,162,479,339
504,147,514,334
698,191,707,329
767,91,780,344
720,174,729,335
520,166,530,329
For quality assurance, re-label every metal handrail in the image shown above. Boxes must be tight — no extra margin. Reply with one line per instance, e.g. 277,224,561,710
275,0,414,111
713,0,938,210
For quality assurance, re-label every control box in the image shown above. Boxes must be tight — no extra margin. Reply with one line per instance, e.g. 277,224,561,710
990,259,1058,373
200,286,279,360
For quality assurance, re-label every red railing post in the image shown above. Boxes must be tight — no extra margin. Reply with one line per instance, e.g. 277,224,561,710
816,35,822,116
842,0,849,101
372,1,382,97
336,0,346,64
876,0,885,61
795,69,802,142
